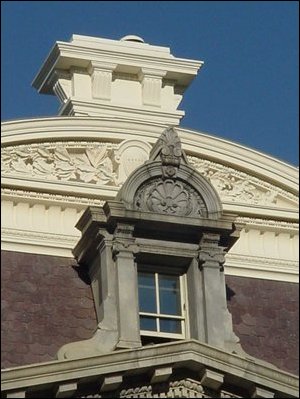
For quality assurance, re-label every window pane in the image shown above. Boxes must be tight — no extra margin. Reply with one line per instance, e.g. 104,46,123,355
140,316,157,331
160,318,182,334
138,273,156,313
159,275,181,315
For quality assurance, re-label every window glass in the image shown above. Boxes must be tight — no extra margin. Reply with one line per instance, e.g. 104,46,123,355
138,273,156,313
138,269,186,339
140,316,157,331
160,318,182,334
159,274,181,315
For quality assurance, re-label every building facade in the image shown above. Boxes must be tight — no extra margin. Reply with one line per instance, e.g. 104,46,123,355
1,34,299,398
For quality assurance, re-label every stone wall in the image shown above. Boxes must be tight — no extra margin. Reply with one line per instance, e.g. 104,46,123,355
226,275,299,375
1,251,97,368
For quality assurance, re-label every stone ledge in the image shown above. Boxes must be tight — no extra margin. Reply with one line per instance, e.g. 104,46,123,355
1,339,298,397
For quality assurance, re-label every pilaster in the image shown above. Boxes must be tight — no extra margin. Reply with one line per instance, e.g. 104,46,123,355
88,61,117,101
112,223,141,349
186,257,206,341
199,233,227,348
139,68,166,107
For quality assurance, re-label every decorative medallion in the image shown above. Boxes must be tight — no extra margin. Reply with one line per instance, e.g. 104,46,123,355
134,178,207,217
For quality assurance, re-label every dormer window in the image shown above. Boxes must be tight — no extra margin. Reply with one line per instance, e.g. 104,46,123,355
67,127,242,360
138,267,188,340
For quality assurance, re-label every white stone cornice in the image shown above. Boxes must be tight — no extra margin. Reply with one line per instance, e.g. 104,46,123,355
1,176,118,201
1,228,78,258
1,187,105,207
58,99,185,124
32,40,203,94
236,217,299,233
225,253,298,283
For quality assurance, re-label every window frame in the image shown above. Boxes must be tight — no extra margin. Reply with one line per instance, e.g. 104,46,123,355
137,265,189,340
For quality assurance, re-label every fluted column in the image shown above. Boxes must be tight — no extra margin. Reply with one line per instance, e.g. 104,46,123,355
139,67,166,107
89,61,117,101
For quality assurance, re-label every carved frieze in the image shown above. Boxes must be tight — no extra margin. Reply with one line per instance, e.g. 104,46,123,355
2,142,117,185
2,140,297,209
1,140,153,188
188,156,298,207
134,178,207,217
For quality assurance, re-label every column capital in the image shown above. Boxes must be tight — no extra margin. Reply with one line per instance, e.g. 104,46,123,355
199,233,225,270
138,67,167,80
88,61,117,73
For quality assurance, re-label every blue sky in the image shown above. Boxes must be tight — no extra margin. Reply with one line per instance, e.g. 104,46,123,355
1,1,299,165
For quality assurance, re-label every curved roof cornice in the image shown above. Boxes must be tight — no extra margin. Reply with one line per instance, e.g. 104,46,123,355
2,117,298,194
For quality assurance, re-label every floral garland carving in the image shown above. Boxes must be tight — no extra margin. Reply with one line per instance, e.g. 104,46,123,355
188,156,298,206
2,143,117,185
2,142,297,209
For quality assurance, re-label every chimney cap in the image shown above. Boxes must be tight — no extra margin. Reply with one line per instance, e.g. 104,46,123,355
120,35,145,43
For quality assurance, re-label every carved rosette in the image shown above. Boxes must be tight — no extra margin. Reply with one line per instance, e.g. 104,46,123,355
147,180,190,215
134,178,207,217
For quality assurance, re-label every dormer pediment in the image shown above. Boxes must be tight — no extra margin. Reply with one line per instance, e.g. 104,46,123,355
117,127,222,220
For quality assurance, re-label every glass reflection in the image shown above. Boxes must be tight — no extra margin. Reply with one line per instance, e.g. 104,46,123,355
159,275,181,315
138,273,156,313
160,318,181,334
140,316,157,331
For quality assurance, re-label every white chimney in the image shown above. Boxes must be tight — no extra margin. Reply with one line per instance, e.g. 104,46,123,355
32,34,203,126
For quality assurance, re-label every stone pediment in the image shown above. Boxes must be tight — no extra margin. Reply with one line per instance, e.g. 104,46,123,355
116,127,222,220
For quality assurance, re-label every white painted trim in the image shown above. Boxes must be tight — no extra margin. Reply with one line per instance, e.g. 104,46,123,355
1,228,77,258
139,271,186,339
225,254,299,283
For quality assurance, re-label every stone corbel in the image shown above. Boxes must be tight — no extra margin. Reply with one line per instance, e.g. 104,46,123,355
88,61,117,101
138,67,166,107
55,382,77,398
251,386,275,398
6,391,26,398
150,367,173,384
200,368,224,390
101,375,123,392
